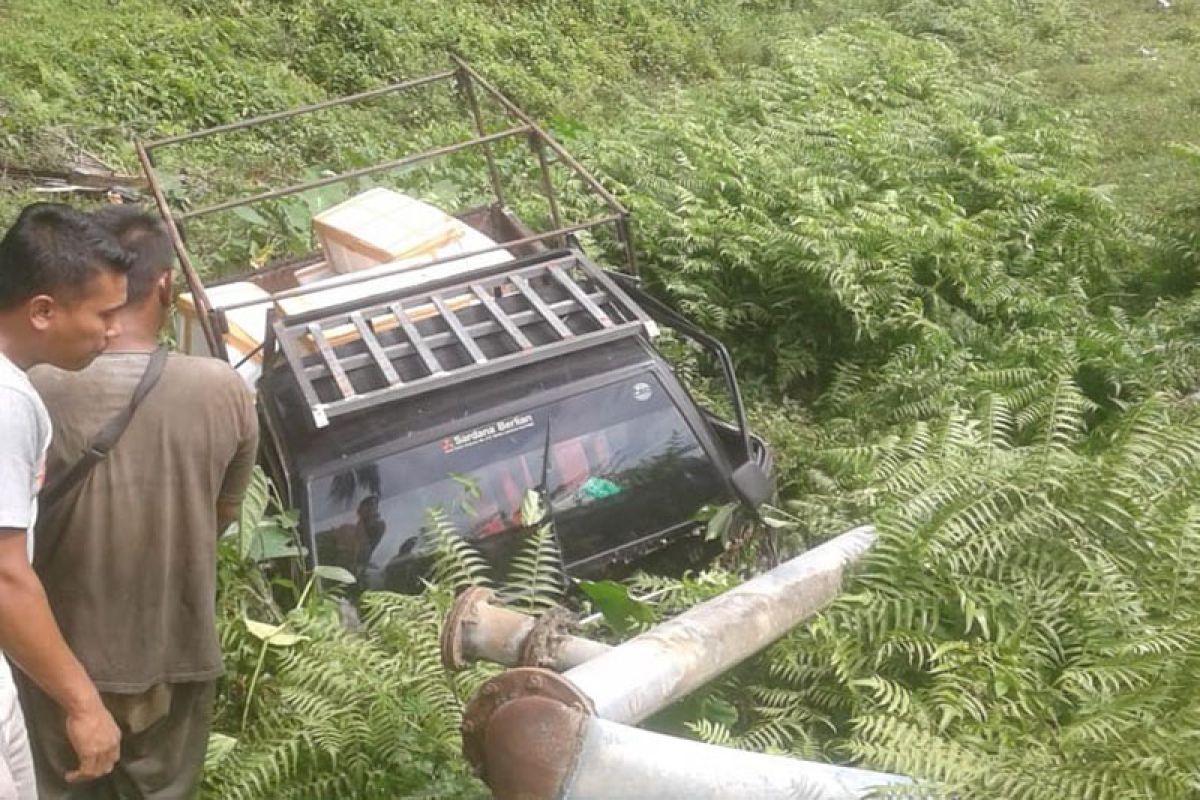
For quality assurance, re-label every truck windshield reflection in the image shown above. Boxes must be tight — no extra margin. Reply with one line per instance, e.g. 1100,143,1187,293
311,374,724,590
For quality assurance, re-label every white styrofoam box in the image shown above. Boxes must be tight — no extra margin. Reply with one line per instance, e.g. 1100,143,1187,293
177,282,271,389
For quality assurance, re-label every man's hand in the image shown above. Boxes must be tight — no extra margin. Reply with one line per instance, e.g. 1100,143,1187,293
63,697,120,783
0,531,121,782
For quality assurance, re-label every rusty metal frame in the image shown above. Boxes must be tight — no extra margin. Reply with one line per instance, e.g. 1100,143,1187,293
440,587,610,673
175,125,533,223
136,58,637,361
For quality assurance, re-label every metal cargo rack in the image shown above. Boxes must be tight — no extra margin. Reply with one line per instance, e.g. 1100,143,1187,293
271,248,657,428
135,56,640,363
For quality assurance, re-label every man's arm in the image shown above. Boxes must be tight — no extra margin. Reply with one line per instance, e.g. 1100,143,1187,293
216,384,260,532
0,385,118,781
0,531,120,782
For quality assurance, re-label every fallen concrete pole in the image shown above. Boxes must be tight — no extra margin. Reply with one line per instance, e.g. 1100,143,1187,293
564,525,876,724
483,704,908,800
458,526,911,799
445,526,873,686
571,719,905,799
441,586,611,672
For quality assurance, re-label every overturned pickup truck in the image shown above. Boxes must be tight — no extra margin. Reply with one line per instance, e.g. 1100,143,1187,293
137,58,773,591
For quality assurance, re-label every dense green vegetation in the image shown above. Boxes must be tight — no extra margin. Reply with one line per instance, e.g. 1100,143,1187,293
209,518,488,798
5,0,1200,798
0,0,790,213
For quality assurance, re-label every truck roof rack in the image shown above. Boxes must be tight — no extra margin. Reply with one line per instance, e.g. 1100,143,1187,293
136,59,640,362
271,249,658,428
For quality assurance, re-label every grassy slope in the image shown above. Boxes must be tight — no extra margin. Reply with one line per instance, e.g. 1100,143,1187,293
808,0,1200,218
2,4,1200,796
3,0,1196,221
0,0,792,220
1037,0,1200,215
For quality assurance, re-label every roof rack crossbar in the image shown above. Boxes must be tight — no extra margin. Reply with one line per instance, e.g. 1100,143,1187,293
274,250,653,427
308,323,355,399
470,284,532,351
431,294,487,364
389,302,443,377
298,291,611,382
510,273,573,339
307,324,643,424
350,311,401,386
549,264,613,329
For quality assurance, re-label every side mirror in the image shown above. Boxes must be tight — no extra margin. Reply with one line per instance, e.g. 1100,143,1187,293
731,461,771,510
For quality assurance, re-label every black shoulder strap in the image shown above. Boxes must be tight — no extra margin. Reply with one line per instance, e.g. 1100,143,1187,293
38,346,169,512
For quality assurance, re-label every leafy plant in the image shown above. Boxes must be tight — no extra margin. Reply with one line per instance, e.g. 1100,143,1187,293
496,490,566,612
228,466,305,563
8,1,1200,798
718,394,1200,799
205,484,570,798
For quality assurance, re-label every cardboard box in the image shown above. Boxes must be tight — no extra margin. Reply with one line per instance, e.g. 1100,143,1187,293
313,188,466,274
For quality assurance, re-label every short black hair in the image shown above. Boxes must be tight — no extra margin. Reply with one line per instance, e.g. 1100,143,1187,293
90,205,176,305
0,203,134,310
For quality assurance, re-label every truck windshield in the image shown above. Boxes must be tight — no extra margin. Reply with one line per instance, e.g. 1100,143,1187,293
308,372,725,588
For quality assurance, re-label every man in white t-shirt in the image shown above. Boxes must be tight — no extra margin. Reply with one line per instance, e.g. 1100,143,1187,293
0,204,129,798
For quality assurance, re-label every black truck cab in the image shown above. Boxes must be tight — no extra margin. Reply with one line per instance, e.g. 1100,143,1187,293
256,248,772,590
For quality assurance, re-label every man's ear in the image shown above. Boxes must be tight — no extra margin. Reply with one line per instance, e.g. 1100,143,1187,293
27,294,56,331
156,271,172,306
